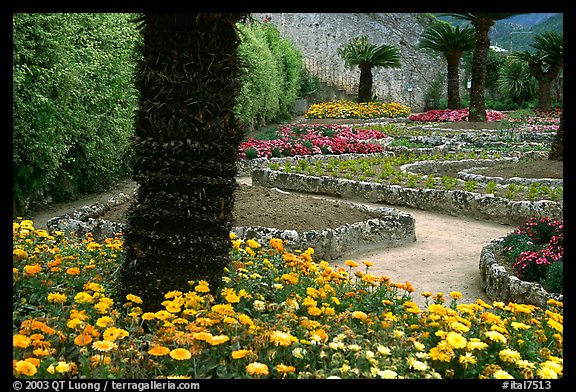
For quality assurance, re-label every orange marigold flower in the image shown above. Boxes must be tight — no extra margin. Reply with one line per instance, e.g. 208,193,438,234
169,348,192,360
246,362,269,377
74,333,93,346
148,345,170,356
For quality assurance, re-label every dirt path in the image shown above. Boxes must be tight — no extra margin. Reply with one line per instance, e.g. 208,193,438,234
24,176,515,308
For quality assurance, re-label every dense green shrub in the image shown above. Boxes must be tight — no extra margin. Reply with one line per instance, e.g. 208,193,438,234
235,21,303,129
261,23,303,121
13,13,140,214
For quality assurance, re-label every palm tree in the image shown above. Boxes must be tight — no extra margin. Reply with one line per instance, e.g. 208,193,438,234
443,13,520,121
338,35,401,103
418,21,476,109
511,32,563,110
118,13,248,311
497,59,537,105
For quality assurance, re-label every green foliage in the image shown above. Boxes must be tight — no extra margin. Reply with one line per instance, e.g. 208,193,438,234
13,13,140,214
235,21,303,128
543,262,563,293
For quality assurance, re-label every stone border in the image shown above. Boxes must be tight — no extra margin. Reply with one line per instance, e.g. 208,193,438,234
479,237,563,308
46,189,416,262
251,168,562,226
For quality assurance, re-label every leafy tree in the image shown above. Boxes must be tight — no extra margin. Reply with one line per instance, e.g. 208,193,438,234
119,13,248,311
418,21,476,109
443,13,520,121
511,32,563,110
338,35,401,103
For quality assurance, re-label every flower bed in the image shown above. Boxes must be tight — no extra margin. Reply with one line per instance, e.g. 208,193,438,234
304,99,410,119
13,219,563,379
408,108,504,122
238,124,388,159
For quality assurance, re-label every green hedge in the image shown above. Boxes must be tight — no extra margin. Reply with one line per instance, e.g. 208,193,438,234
235,21,303,129
13,16,305,215
13,13,141,215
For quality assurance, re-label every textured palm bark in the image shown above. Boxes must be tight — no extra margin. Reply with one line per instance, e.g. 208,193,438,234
468,19,493,122
119,14,246,311
357,63,373,103
446,53,462,109
548,111,563,161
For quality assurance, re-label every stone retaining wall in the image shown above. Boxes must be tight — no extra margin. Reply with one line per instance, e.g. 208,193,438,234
251,169,563,226
479,238,563,308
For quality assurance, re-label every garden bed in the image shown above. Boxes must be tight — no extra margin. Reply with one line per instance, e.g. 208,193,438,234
479,238,563,308
46,183,416,261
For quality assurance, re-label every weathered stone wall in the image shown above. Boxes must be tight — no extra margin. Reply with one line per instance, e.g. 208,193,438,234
251,168,563,226
252,13,448,112
479,238,563,308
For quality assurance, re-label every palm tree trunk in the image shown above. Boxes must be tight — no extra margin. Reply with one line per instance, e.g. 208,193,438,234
469,18,494,122
119,13,246,311
358,64,373,103
446,53,462,109
548,110,563,161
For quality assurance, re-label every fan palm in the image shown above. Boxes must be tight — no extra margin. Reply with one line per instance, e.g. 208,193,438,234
338,35,401,103
118,13,248,311
511,31,563,110
443,13,521,121
418,21,476,109
497,59,537,105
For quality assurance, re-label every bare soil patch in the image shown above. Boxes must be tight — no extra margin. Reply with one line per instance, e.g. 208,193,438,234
99,182,372,233
472,159,563,179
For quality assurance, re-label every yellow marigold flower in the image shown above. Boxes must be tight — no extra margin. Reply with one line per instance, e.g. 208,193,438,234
74,333,93,346
246,238,261,249
74,292,94,304
126,294,143,304
212,303,235,316
467,338,488,351
142,312,156,321
276,363,296,375
499,349,522,363
362,260,374,267
450,291,463,300
510,322,530,330
380,369,398,379
307,306,322,316
421,291,432,298
445,331,467,349
33,348,50,357
208,334,230,346
222,288,240,304
103,327,129,341
270,237,284,251
170,348,192,360
23,263,42,275
246,362,269,377
154,310,174,320
413,341,426,351
352,310,369,322
194,280,210,293
537,366,559,379
86,241,102,250
92,340,117,352
450,321,470,333
14,360,37,376
345,260,358,268
13,334,31,348
237,314,254,325
13,248,28,260
229,232,237,240
96,316,114,328
493,369,514,379
164,301,181,313
546,318,563,333
459,353,477,366
148,345,170,356
270,330,298,347
547,298,563,307
281,272,299,285
310,329,328,342
484,330,507,344
407,357,428,371
232,349,252,359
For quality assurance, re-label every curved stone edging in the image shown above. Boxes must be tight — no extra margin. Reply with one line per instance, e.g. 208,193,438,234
46,190,416,262
457,167,563,187
479,238,563,308
251,168,562,226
